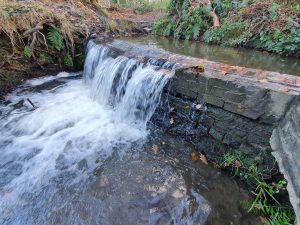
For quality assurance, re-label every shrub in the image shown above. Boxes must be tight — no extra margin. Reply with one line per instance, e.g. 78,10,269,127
154,0,300,57
153,6,211,40
204,21,251,46
222,150,295,225
255,26,300,56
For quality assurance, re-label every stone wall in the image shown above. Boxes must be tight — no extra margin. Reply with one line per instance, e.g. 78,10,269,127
99,39,300,218
153,68,298,167
102,40,299,165
271,98,300,224
101,40,299,165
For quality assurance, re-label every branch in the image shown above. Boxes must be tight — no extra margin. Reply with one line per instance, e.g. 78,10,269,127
23,26,43,36
37,31,49,50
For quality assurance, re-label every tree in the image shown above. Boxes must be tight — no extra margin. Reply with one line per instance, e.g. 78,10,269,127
190,0,220,27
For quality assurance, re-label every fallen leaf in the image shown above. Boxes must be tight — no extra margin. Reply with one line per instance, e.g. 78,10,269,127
199,154,208,165
152,144,159,154
279,87,290,93
220,70,227,76
258,79,268,83
191,152,197,161
234,160,241,168
170,117,174,124
193,65,204,73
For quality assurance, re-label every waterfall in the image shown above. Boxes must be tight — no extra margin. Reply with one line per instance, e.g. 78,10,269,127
83,40,173,128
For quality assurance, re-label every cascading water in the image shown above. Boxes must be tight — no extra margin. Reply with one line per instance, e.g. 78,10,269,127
84,41,172,128
0,40,259,225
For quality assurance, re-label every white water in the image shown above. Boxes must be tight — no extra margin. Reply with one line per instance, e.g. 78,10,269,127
84,41,172,128
0,41,181,224
0,41,266,225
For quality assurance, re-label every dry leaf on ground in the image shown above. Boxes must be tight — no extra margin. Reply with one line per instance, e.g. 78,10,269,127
191,152,197,161
199,154,208,165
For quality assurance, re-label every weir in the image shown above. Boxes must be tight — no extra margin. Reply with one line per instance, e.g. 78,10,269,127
0,39,299,225
91,38,300,223
0,40,221,225
83,41,173,128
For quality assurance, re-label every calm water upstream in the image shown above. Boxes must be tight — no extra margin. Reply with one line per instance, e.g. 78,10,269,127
120,36,300,76
0,41,261,225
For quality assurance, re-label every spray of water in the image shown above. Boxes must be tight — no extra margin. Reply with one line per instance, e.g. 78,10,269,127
84,41,172,128
0,40,173,220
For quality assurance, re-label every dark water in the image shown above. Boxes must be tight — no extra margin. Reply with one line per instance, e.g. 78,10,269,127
120,36,300,76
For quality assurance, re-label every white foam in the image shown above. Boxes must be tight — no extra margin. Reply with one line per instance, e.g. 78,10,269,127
0,41,173,220
25,72,78,86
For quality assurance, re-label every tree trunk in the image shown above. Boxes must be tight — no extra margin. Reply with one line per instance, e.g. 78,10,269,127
209,10,220,27
190,0,221,27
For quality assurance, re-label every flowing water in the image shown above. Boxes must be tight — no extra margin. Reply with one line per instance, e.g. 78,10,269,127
120,36,300,76
0,41,261,225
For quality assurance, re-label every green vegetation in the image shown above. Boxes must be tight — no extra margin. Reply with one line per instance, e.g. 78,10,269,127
153,0,300,57
112,0,170,12
0,1,90,71
47,28,65,52
153,6,211,39
0,0,95,97
222,150,295,225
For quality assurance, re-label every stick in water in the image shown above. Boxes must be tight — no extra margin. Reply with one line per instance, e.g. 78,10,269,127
27,98,36,108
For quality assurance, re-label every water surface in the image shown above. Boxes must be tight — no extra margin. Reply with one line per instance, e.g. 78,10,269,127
121,36,300,76
0,41,262,225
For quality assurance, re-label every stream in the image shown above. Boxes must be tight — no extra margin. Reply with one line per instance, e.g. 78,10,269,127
121,36,300,76
0,41,262,225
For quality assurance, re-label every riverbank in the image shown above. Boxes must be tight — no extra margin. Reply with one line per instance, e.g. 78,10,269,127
0,0,160,100
153,0,300,58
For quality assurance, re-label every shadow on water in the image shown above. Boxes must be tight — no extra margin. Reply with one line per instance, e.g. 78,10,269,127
120,36,300,76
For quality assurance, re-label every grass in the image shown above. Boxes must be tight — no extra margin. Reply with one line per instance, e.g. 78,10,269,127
222,150,295,225
0,1,89,55
113,0,170,12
